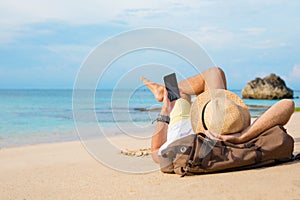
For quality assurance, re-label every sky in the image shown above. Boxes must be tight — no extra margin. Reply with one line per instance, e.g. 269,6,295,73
0,0,299,90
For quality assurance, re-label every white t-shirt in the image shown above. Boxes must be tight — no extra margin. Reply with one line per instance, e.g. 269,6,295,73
158,119,194,155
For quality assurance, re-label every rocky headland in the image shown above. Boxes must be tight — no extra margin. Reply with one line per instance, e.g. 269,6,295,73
242,73,294,99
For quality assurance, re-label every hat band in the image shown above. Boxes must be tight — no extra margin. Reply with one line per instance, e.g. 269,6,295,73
201,101,210,131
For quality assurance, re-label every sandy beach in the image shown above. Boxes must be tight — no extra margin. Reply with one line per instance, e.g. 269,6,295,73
0,112,299,200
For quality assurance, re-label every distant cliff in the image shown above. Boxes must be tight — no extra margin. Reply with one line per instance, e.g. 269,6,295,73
242,73,294,99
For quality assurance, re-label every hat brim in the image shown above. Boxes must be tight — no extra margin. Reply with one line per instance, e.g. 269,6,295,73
190,89,249,134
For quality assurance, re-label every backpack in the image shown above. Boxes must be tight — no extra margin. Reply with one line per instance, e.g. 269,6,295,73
158,125,297,176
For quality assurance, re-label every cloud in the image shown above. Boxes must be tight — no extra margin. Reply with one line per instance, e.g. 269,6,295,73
188,26,270,50
0,1,275,42
0,0,164,43
281,64,300,87
241,27,266,36
291,65,300,81
289,64,300,79
187,27,236,50
250,40,287,49
44,44,92,63
1,0,299,48
0,0,159,25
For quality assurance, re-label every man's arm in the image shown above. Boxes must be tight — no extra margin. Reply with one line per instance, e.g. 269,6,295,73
151,89,176,163
210,99,295,144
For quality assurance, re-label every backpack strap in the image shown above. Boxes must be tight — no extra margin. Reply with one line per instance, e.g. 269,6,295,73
254,146,263,163
181,136,197,177
293,153,300,161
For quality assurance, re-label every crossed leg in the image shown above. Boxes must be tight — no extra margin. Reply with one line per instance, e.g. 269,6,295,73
141,67,227,102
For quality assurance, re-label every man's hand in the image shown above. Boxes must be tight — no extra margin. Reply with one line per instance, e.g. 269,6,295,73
160,88,176,116
205,130,242,144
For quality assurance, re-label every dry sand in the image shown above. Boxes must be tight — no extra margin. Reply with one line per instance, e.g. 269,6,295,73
0,113,300,199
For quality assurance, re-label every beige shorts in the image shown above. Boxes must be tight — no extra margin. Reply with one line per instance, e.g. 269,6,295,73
169,98,191,127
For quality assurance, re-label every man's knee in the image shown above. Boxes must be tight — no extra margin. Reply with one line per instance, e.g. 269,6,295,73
204,67,227,90
211,67,225,79
282,99,295,112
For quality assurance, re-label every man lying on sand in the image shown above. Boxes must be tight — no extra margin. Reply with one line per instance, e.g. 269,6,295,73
141,67,295,163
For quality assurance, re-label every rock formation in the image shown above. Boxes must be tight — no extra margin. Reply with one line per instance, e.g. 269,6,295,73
242,73,294,99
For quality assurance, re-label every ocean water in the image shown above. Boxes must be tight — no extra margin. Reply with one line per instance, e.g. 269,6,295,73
0,89,299,147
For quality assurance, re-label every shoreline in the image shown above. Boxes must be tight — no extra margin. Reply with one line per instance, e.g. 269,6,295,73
1,110,300,149
3,109,300,150
0,113,299,199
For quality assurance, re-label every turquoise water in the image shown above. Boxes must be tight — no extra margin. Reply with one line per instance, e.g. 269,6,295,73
233,90,300,117
0,89,299,147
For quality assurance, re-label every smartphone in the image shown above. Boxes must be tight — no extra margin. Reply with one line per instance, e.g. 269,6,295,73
163,73,180,102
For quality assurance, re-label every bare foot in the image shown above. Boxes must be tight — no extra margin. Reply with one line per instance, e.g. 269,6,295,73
140,76,164,102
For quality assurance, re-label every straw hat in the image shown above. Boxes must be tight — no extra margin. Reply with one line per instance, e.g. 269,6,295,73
190,89,250,135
